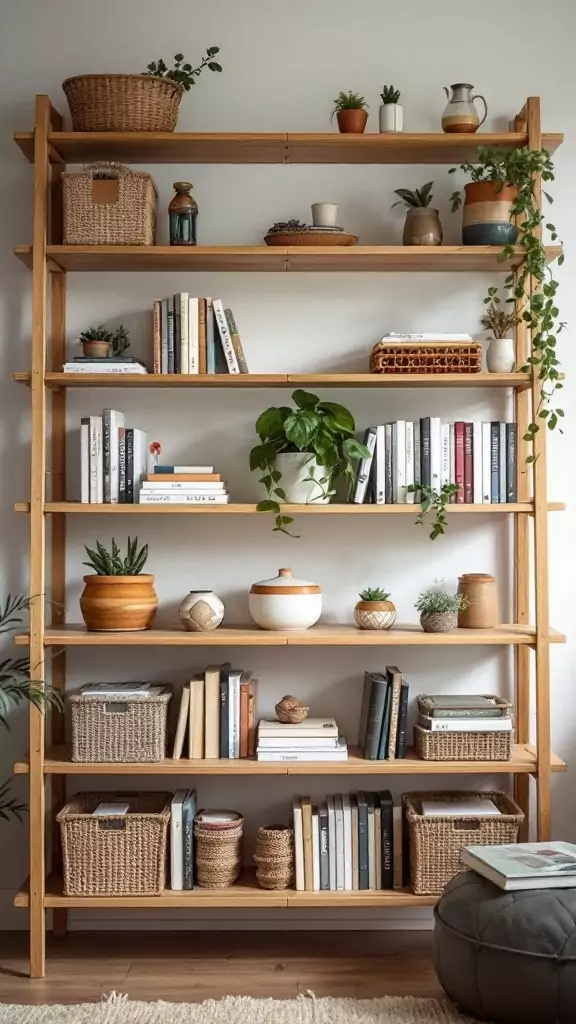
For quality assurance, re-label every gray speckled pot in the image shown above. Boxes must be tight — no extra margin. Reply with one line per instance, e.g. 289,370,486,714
420,610,457,633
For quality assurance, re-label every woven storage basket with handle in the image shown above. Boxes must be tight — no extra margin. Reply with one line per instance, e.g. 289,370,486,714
62,162,157,245
404,790,524,895
57,791,171,896
370,341,482,374
62,74,183,132
70,689,171,763
414,724,512,762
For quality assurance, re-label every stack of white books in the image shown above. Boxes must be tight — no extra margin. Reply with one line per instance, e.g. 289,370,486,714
257,718,348,762
139,465,230,505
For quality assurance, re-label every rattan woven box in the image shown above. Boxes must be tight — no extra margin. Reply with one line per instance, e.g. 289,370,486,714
70,688,171,763
62,162,157,245
370,340,482,375
404,790,524,895
57,792,171,896
414,724,512,762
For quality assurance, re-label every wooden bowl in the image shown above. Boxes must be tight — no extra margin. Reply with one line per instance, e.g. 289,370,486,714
264,231,358,247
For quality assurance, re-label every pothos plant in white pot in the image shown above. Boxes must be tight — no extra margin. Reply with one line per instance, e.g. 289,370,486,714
250,389,370,535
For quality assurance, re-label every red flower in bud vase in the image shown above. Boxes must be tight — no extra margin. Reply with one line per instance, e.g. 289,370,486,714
149,440,162,467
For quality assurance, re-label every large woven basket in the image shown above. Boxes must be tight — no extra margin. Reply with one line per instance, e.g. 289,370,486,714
62,74,184,132
370,341,482,374
404,790,524,895
57,792,171,896
414,724,512,763
62,162,157,245
70,689,171,763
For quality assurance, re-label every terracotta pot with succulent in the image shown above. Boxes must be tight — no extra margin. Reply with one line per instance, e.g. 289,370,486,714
250,390,370,535
331,92,369,134
392,182,443,246
481,287,521,373
379,85,403,133
79,324,130,360
354,587,397,631
80,537,158,632
415,587,469,633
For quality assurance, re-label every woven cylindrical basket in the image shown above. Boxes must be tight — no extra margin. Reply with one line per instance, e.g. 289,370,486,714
57,791,171,896
404,790,524,896
62,162,157,245
62,74,184,132
414,724,512,763
370,341,482,375
70,689,171,763
253,824,295,890
194,814,244,888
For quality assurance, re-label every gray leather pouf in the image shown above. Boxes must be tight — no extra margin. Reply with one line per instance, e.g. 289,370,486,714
434,872,576,1024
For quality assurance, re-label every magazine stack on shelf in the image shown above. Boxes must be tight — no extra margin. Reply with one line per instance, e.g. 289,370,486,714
257,717,348,762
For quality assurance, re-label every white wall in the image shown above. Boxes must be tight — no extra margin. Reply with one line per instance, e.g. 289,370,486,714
0,0,573,930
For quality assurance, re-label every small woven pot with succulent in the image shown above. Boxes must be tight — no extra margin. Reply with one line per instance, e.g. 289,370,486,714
415,587,469,634
80,537,158,632
354,587,397,631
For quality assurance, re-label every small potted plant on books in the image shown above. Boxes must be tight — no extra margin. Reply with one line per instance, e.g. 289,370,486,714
354,587,397,630
415,586,469,634
80,537,158,632
379,85,403,133
78,324,130,360
481,287,521,373
392,182,442,245
331,91,369,134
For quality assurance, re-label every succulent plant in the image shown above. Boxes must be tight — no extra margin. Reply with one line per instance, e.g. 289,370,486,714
480,287,521,339
359,587,391,602
266,219,309,234
331,91,369,117
380,85,401,105
392,182,434,209
82,537,149,576
143,49,222,91
111,324,130,357
78,325,113,344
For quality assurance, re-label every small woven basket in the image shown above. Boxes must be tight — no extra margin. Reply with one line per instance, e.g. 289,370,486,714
404,790,524,895
57,791,171,896
62,162,157,245
370,341,482,375
414,724,512,762
70,689,171,763
62,74,184,132
253,824,295,890
194,814,244,888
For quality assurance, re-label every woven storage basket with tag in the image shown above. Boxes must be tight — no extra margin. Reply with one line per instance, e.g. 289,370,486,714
70,688,171,763
57,791,171,896
62,162,157,245
404,790,524,895
414,724,512,762
370,341,482,374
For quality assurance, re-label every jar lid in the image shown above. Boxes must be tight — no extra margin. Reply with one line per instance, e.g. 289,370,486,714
250,567,321,595
458,574,496,583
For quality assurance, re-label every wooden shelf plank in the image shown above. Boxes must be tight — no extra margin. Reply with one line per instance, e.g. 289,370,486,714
13,244,563,274
11,501,566,515
12,744,566,777
13,130,564,165
13,623,566,647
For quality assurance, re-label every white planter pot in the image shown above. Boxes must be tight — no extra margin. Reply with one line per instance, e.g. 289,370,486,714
179,590,224,632
311,202,339,227
249,567,322,631
379,103,404,133
487,337,515,373
275,453,331,504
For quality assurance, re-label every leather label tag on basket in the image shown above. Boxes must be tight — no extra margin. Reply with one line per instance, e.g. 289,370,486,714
92,178,119,205
104,702,129,714
98,819,126,831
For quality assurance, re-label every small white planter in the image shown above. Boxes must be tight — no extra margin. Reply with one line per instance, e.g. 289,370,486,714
311,202,339,227
487,337,515,373
275,453,331,504
179,590,224,632
379,103,404,133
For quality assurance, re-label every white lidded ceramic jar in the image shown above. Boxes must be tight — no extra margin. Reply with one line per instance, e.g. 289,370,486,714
249,567,322,631
179,590,224,632
275,453,331,504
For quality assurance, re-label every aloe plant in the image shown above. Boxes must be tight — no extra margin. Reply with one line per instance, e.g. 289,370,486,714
83,537,149,576
359,587,391,602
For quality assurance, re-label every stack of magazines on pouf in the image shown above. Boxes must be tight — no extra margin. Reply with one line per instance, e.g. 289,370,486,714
414,693,513,762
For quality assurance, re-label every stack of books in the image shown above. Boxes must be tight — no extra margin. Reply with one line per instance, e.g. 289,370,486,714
171,666,257,760
139,465,230,505
257,718,348,762
152,295,249,375
353,419,517,505
461,841,576,891
79,409,146,504
417,694,513,735
170,788,197,890
293,791,404,892
358,667,409,760
64,356,148,375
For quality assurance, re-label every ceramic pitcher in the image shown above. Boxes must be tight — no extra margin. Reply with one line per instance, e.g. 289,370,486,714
441,84,487,134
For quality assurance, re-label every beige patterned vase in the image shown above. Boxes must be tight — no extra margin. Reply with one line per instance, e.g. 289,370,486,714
354,599,397,630
179,590,224,632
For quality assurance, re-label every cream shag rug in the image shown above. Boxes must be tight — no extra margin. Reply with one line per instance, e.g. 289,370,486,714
0,993,481,1024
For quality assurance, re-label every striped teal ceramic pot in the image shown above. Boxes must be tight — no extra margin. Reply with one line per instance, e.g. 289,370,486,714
462,182,519,245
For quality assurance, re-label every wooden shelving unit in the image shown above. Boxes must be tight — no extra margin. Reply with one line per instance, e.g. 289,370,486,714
14,94,564,977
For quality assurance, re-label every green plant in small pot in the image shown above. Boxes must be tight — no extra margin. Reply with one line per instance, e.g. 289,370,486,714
415,587,469,633
250,389,370,536
80,538,158,632
354,587,397,631
481,287,521,373
79,324,130,360
379,85,403,133
392,182,442,245
331,92,369,134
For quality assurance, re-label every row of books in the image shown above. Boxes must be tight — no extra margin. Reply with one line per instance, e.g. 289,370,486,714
417,694,513,734
140,465,230,505
354,420,518,505
79,411,147,504
152,295,249,375
293,791,403,892
172,667,257,760
257,717,348,762
358,667,409,761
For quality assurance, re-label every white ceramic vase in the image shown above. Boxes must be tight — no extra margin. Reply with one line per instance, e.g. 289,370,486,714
487,337,515,373
179,590,224,632
379,103,404,132
249,567,322,631
311,202,339,227
275,453,331,504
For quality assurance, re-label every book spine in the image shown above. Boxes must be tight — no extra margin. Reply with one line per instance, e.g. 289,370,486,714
170,803,183,890
363,677,388,760
334,797,344,891
89,417,102,504
160,298,168,374
219,673,229,758
319,806,329,891
472,421,483,504
454,421,465,503
180,292,189,376
206,298,215,374
225,308,249,373
63,364,147,374
499,422,507,503
342,796,352,891
301,797,313,892
118,427,126,504
482,422,491,502
375,425,385,504
183,799,194,890
393,807,403,889
293,800,305,891
240,682,249,759
80,419,89,504
395,682,409,758
420,417,431,488
125,429,134,504
102,410,112,503
204,669,220,759
327,797,336,891
187,296,199,374
490,422,500,503
386,671,402,760
353,427,377,503
464,422,473,503
376,683,392,760
173,293,181,375
367,799,375,890
312,807,320,892
506,423,517,502
152,299,161,374
430,417,442,492
380,797,393,889
449,422,456,501
110,411,123,504
357,796,369,890
198,298,207,374
167,297,174,374
413,420,421,504
396,421,406,503
384,424,393,503
405,421,415,504
440,423,450,489
228,671,241,759
247,683,256,757
213,299,240,372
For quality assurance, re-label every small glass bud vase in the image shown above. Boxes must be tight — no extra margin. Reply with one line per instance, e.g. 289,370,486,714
169,181,198,246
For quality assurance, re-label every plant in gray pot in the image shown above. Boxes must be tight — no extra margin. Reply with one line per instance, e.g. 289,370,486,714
415,587,469,633
392,182,442,245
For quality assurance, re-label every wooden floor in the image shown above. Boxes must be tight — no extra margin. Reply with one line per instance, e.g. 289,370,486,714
0,931,441,1004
